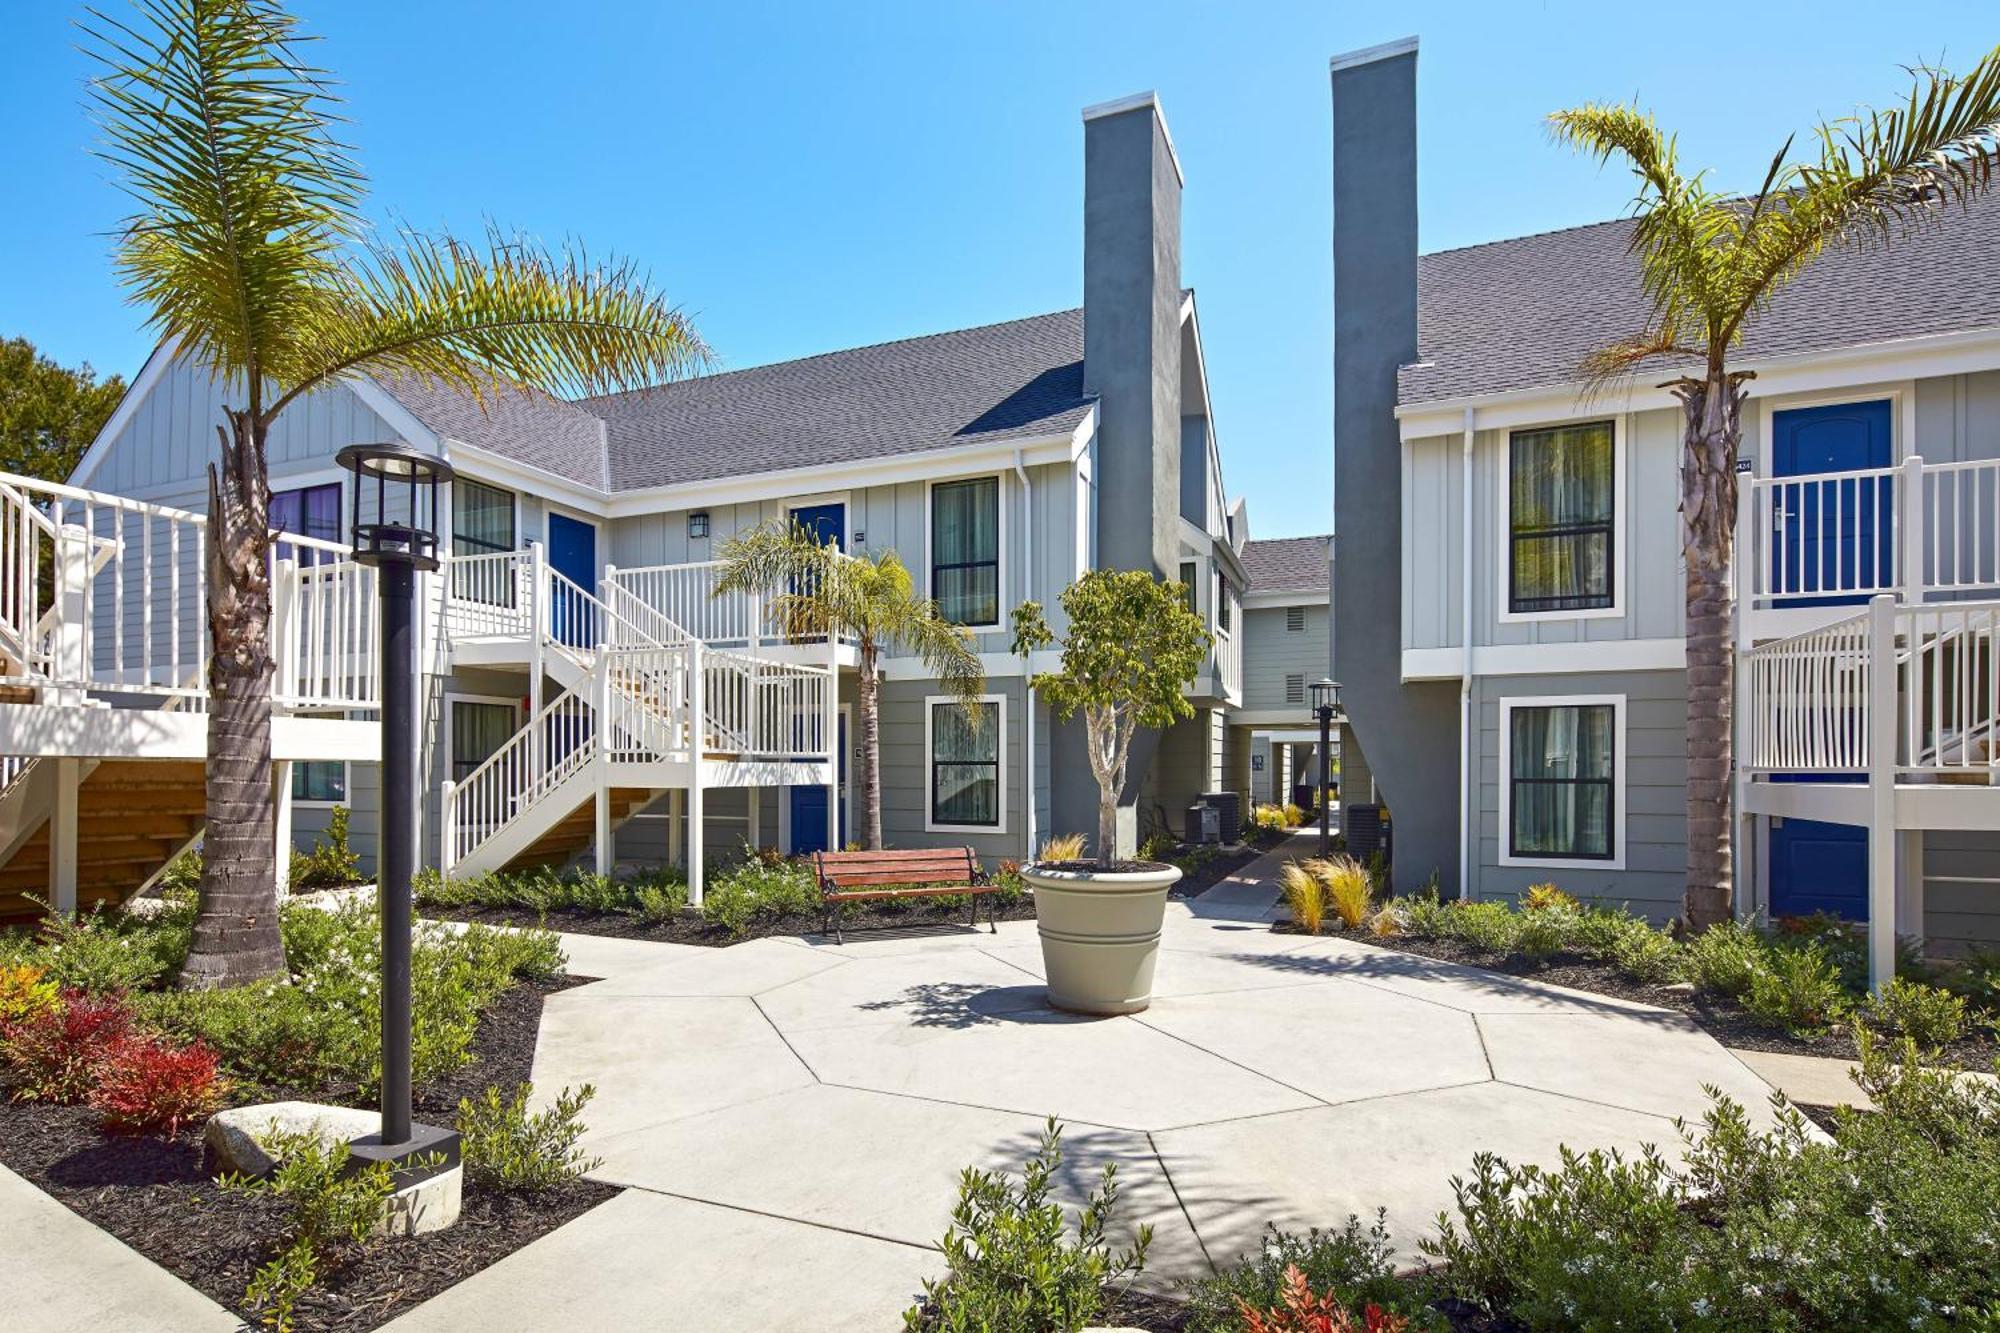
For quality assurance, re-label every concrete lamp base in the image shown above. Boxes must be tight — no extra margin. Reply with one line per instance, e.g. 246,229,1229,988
349,1123,464,1237
1022,862,1182,1015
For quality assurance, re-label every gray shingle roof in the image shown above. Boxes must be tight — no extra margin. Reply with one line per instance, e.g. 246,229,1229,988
1399,188,2000,406
377,371,608,488
1241,535,1330,593
585,309,1091,490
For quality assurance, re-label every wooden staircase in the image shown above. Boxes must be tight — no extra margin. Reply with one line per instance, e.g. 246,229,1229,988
0,760,204,922
500,786,657,873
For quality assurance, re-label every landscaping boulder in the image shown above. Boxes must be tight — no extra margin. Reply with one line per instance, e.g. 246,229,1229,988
204,1100,380,1177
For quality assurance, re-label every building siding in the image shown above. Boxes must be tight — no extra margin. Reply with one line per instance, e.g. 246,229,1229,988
1240,604,1328,710
1920,830,2000,955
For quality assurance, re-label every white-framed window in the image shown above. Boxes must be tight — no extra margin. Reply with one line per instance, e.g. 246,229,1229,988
1503,419,1620,620
925,693,1006,833
292,760,348,806
1498,694,1625,869
928,475,1002,628
451,478,519,607
446,694,522,784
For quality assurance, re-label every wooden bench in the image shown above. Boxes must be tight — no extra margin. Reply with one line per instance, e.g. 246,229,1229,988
811,847,998,943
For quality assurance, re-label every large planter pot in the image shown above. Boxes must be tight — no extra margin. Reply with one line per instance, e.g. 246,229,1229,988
1022,861,1182,1015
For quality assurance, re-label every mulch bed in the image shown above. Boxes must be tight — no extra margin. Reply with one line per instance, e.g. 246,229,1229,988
1278,926,2000,1073
0,975,617,1332
424,895,1042,945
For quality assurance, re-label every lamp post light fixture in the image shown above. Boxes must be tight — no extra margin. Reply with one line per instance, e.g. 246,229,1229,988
335,442,460,1178
1308,678,1341,857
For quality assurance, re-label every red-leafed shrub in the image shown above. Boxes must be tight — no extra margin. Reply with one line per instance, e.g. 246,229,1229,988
91,1035,227,1136
1236,1266,1410,1333
0,989,134,1103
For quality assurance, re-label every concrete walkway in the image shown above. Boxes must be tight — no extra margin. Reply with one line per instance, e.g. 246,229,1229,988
388,837,1793,1329
0,1163,238,1333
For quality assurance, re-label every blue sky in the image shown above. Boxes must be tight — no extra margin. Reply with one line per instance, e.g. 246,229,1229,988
1,2,1992,539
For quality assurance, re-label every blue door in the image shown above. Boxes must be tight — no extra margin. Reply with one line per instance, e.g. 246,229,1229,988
789,503,844,549
1770,400,1893,605
547,513,597,645
790,713,848,855
1765,401,1889,921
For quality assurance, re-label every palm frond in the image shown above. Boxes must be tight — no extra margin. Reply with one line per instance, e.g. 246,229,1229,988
1578,332,1706,395
272,226,708,417
85,0,361,402
1722,44,2000,344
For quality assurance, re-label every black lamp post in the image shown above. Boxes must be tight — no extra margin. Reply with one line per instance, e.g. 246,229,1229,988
335,442,460,1177
1309,678,1341,857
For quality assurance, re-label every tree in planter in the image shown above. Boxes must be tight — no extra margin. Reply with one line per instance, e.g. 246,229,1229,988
1010,569,1210,867
1550,50,2000,928
85,0,706,987
712,521,984,851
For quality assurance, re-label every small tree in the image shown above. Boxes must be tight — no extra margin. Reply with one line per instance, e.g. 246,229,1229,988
1011,570,1210,867
713,520,984,851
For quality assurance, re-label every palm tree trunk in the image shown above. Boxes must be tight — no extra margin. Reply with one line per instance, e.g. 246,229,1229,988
1674,365,1749,930
859,644,884,851
179,409,284,988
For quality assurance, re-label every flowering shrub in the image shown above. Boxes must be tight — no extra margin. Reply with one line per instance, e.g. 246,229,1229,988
0,963,59,1024
1235,1269,1411,1333
1251,803,1305,831
91,1034,226,1135
1182,1216,1432,1332
1520,883,1577,912
32,906,186,994
1,989,134,1102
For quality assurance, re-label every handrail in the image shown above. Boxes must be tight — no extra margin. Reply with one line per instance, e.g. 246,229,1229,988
1744,610,1873,773
444,683,597,869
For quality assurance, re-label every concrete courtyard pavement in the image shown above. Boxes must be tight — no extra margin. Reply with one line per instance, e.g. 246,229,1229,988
389,835,1795,1330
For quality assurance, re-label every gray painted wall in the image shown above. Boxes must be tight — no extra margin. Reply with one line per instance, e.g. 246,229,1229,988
1469,669,1688,918
1330,44,1460,894
1241,604,1328,710
1921,830,2000,954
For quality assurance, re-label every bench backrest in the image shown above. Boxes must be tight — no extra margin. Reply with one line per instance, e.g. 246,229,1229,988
814,847,978,891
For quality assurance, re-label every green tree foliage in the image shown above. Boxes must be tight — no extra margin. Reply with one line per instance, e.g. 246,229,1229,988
1011,570,1210,865
0,337,125,481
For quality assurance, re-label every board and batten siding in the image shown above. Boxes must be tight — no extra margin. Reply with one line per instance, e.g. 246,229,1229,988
875,677,1027,866
606,460,1080,655
1239,604,1328,710
1471,669,1688,919
1402,406,1684,654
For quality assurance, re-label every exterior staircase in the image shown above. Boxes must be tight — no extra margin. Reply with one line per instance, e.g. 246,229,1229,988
0,759,204,922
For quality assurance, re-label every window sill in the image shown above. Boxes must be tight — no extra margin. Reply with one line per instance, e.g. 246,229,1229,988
925,820,1006,836
1496,604,1621,625
1498,853,1625,872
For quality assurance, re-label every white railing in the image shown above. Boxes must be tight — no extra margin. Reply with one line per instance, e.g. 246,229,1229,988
441,686,597,871
601,643,687,760
272,535,379,709
1744,610,1874,772
610,560,759,646
602,576,690,647
1903,600,2000,775
1746,456,2000,606
699,649,832,760
443,549,533,639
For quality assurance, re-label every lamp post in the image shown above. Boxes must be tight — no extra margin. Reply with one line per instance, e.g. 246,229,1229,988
1309,678,1341,857
336,443,460,1175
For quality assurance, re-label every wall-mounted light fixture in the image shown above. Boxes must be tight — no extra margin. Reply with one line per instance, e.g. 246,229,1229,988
688,511,710,539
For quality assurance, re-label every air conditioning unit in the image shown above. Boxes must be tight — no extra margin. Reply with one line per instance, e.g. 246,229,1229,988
1184,802,1221,846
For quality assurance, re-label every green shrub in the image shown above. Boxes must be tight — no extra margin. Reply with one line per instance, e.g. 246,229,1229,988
155,847,203,896
1939,946,2000,1015
905,1117,1149,1332
224,1131,402,1331
1395,889,1448,938
415,864,687,919
1865,976,1966,1049
30,905,186,994
1562,904,1644,961
1609,922,1679,983
1512,908,1570,963
1436,901,1519,956
458,1082,601,1191
1743,943,1849,1037
701,850,820,936
1425,1035,2000,1330
288,805,363,891
1679,920,1764,998
1179,1215,1436,1332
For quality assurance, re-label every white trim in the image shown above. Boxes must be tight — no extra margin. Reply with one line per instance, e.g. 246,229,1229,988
1496,414,1626,625
1244,590,1329,610
1752,383,1911,477
1081,91,1183,187
1329,36,1418,71
68,339,178,489
924,471,1007,632
440,441,609,515
1497,693,1627,872
924,692,1008,836
543,506,602,583
787,494,852,550
442,692,524,787
1396,326,2000,440
449,474,523,560
1402,637,1686,681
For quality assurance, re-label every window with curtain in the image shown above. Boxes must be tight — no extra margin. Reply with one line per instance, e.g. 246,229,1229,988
270,483,340,565
1509,421,1614,613
452,701,518,782
931,700,999,828
931,478,999,625
452,479,517,606
293,761,346,803
1509,703,1615,860
1178,561,1198,615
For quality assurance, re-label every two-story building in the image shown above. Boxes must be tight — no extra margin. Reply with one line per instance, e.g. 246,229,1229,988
1231,536,1334,808
1331,38,2000,978
0,91,1250,914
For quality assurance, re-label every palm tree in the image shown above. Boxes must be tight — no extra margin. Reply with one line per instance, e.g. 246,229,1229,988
86,0,707,987
713,521,984,851
1551,49,2000,929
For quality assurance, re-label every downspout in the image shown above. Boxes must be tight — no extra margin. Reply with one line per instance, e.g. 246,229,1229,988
1459,407,1476,901
1014,450,1037,860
